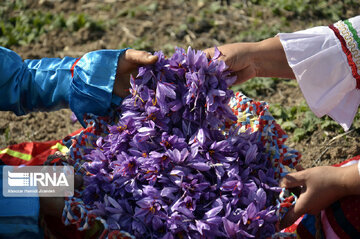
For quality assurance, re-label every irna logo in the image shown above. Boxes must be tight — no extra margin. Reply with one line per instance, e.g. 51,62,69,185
8,171,69,187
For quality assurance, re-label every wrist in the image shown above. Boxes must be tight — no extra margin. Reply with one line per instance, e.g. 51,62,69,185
339,164,360,196
246,42,262,78
252,37,295,79
250,41,264,78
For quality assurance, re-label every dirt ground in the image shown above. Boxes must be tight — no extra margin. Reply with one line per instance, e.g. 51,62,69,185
1,0,359,169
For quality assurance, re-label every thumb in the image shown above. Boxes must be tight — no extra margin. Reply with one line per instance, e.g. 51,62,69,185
203,48,214,59
279,171,306,189
125,49,158,65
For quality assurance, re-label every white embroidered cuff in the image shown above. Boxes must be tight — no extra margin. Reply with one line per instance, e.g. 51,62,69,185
278,16,360,131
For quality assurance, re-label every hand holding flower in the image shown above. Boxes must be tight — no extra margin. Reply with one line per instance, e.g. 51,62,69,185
113,49,158,98
279,164,360,229
204,37,295,84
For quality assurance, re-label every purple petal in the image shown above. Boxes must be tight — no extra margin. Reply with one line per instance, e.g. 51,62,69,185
222,217,238,238
205,205,223,219
196,220,210,235
247,202,257,219
245,144,258,164
255,188,266,209
108,196,121,209
197,128,205,145
213,46,223,60
188,162,210,171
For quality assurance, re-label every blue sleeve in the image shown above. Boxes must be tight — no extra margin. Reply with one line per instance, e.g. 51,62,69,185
70,49,126,126
0,166,42,239
0,47,126,127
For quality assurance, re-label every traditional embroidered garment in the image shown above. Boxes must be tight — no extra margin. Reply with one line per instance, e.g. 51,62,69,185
278,16,360,132
278,16,360,238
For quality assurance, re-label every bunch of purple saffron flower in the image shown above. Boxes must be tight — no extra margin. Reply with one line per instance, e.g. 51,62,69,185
81,47,280,238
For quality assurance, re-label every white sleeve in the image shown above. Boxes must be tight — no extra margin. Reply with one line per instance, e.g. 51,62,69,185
277,16,360,131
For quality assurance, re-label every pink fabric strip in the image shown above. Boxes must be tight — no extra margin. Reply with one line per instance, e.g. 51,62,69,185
321,210,340,239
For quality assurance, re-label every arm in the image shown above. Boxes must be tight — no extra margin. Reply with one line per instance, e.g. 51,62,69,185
254,37,295,79
0,47,157,126
205,16,360,131
0,46,75,114
279,164,360,229
204,37,295,84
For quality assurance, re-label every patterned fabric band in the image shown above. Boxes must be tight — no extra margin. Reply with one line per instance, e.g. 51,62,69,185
329,20,360,89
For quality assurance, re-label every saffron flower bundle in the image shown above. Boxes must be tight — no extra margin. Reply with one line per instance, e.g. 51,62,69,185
62,47,300,239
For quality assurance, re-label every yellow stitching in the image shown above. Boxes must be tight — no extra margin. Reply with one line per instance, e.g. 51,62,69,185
344,34,352,41
354,54,360,59
349,41,357,51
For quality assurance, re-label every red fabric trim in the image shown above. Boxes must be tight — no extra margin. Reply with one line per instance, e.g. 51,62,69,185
3,139,58,155
333,155,360,167
320,155,360,239
329,24,360,89
70,57,82,78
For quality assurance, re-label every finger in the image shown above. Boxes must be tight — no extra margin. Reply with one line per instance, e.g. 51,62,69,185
125,49,158,65
233,66,256,84
279,205,302,229
279,171,306,189
279,193,308,229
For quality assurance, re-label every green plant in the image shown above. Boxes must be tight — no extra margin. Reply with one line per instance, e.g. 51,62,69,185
117,3,158,18
0,11,55,47
0,10,104,48
231,77,277,98
267,100,358,142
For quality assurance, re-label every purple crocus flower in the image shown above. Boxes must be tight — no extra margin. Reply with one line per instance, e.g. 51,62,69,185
77,47,282,238
221,179,243,198
160,132,187,151
135,196,167,231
